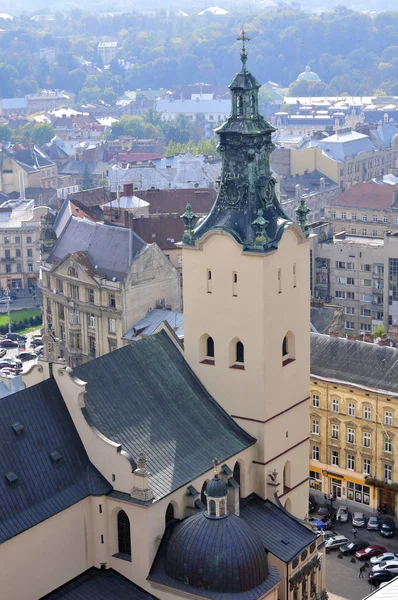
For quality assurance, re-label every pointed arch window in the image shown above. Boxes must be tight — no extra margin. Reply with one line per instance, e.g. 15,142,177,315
207,336,214,358
200,334,215,365
165,502,175,524
250,94,255,117
117,510,131,557
209,499,216,516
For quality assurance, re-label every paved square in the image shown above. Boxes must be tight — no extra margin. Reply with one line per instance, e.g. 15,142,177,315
326,552,376,600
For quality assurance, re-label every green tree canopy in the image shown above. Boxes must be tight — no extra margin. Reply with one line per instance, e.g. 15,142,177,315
30,123,55,147
0,125,12,144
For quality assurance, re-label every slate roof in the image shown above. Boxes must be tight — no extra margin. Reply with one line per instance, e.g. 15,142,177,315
13,147,54,169
123,309,184,340
139,188,216,215
310,306,343,335
68,187,112,208
331,182,396,209
0,378,111,543
1,97,27,110
108,166,174,191
47,216,146,281
42,568,158,600
239,495,317,563
311,333,398,396
73,331,255,500
131,214,184,250
314,130,375,162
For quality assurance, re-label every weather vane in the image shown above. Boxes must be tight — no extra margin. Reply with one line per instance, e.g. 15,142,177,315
212,457,220,474
237,26,250,71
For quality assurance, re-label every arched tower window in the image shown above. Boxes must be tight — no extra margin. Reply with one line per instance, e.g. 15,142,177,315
209,499,216,516
117,510,131,557
283,461,292,492
233,461,241,485
282,331,295,366
165,503,175,525
236,341,244,363
237,95,243,117
206,336,214,358
201,480,208,507
250,94,255,117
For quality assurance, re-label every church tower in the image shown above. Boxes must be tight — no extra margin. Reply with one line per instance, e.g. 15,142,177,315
182,31,311,518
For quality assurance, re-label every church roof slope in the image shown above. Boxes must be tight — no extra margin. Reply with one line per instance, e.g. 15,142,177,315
73,331,255,500
311,333,398,396
42,568,158,600
239,495,317,563
0,378,111,543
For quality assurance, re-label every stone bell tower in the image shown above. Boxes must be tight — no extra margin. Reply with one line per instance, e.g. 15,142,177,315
181,30,311,518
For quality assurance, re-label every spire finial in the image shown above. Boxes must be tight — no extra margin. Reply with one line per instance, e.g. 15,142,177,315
237,25,250,71
212,457,220,475
295,197,310,235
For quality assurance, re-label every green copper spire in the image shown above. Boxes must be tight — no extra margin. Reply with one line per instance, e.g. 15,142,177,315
181,203,197,243
184,30,297,252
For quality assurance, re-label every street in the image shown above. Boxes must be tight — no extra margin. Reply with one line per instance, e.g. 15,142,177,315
311,497,398,600
0,295,41,314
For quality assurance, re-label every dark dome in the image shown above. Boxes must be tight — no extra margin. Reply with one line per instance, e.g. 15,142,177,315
164,512,269,593
206,474,227,498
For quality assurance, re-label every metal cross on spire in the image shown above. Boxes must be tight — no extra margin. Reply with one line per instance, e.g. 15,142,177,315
237,26,250,71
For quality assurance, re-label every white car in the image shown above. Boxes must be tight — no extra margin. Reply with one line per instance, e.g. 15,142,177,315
0,296,11,304
326,535,350,550
371,553,398,566
372,560,398,574
336,506,349,523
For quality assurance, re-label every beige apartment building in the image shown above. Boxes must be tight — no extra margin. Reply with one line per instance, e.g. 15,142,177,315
310,333,398,515
327,182,398,238
0,147,57,194
40,216,180,366
0,198,48,293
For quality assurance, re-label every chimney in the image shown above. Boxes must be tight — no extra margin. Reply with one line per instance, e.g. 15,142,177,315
320,177,325,192
329,331,340,338
123,183,133,196
295,184,301,200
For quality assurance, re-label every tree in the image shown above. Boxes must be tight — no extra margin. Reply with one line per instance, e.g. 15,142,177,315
81,164,94,190
372,325,387,340
0,125,12,144
31,123,55,147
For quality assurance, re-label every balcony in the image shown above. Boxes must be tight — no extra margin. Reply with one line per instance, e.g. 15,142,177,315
67,346,82,356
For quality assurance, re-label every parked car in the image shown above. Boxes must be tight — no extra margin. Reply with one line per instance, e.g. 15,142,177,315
370,552,398,566
6,333,27,342
0,296,12,304
352,512,366,527
309,519,326,531
356,545,387,560
34,345,44,356
322,530,336,542
340,540,368,556
367,516,380,531
336,506,349,523
0,339,18,348
368,570,396,587
0,358,22,370
325,535,350,550
16,352,37,362
372,560,398,574
0,348,6,358
30,338,43,347
9,293,17,300
380,517,396,538
317,506,330,518
309,494,315,513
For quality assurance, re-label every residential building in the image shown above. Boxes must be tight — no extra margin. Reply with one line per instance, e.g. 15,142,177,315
155,97,230,138
0,147,57,194
0,198,48,292
287,127,398,192
327,182,398,238
0,42,325,600
40,216,180,366
25,90,75,112
311,223,398,334
310,332,398,515
97,41,118,64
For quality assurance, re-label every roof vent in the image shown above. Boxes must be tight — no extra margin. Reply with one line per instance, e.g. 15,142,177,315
5,472,19,486
11,421,24,436
281,539,290,545
49,450,63,466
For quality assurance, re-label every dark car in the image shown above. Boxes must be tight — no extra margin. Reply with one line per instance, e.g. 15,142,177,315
9,293,17,300
368,570,396,587
380,518,395,538
0,339,18,348
340,540,368,556
309,494,315,513
6,333,27,342
16,352,37,362
30,338,43,347
317,506,330,518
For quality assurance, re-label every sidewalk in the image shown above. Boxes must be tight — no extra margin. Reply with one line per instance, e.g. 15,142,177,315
310,489,384,521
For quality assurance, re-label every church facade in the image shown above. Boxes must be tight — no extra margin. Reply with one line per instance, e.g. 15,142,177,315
0,34,326,600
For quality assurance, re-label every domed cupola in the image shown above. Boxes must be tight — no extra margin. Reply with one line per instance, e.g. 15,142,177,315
205,465,228,518
163,463,270,594
296,65,321,82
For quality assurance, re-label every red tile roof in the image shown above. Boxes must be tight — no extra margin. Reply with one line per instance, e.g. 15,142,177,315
331,183,398,209
132,215,184,250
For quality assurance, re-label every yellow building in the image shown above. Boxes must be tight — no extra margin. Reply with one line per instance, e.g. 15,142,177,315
310,333,398,515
